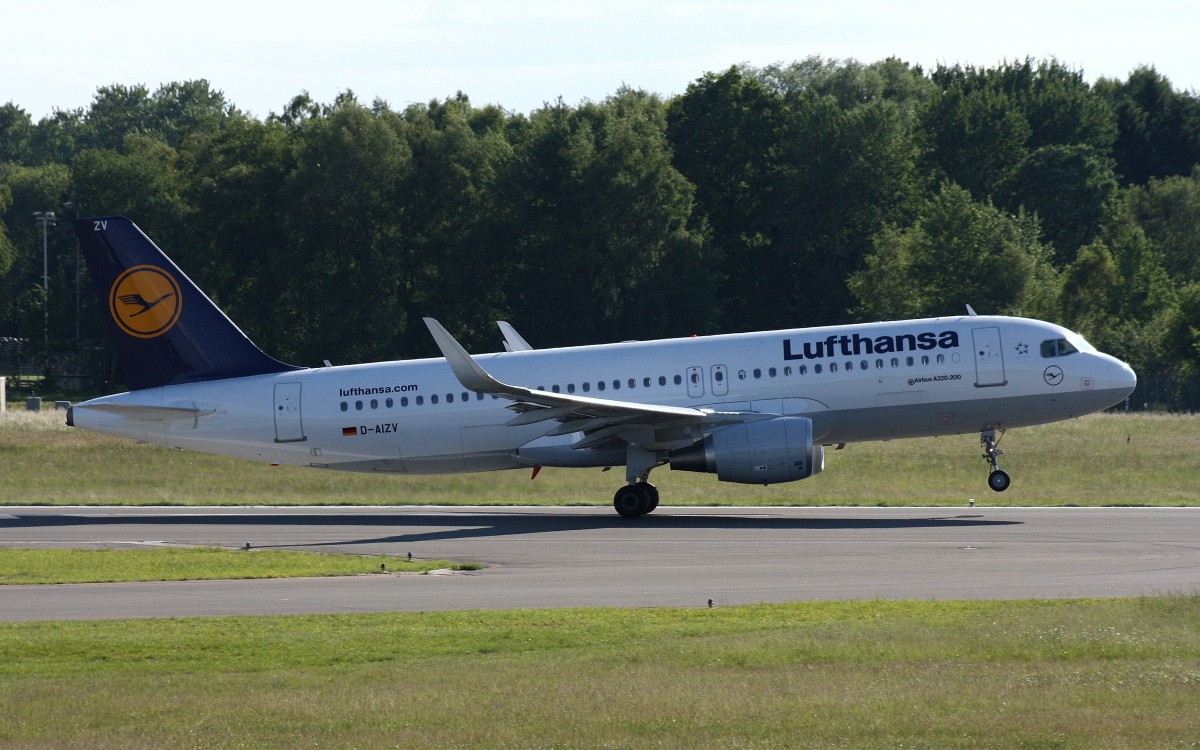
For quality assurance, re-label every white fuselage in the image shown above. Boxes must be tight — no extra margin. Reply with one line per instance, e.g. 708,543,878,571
71,315,1136,476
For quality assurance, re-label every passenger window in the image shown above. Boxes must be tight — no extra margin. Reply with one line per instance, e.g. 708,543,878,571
921,356,929,366
582,382,590,393
768,367,777,377
815,364,823,374
937,354,945,365
799,365,807,375
875,359,883,369
340,402,348,412
738,370,747,380
673,374,682,385
416,396,424,405
567,384,576,394
552,385,561,393
355,400,363,410
845,361,853,372
783,366,791,376
891,358,899,368
753,368,762,379
628,378,636,389
690,372,700,384
830,363,838,373
370,399,378,409
716,370,726,382
446,393,454,403
861,360,868,371
401,397,408,407
643,377,651,387
905,356,914,367
386,398,393,408
598,381,606,391
431,395,439,404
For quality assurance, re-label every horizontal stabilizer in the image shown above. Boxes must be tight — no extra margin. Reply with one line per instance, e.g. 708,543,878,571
72,403,216,421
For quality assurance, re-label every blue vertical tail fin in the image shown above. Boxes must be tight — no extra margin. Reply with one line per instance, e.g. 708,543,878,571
75,216,301,390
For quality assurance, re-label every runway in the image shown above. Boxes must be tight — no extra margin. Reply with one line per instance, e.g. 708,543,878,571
2,506,1199,621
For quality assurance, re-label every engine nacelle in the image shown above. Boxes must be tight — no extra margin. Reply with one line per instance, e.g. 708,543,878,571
669,416,824,485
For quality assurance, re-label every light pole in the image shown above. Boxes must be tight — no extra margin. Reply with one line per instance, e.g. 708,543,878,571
33,211,56,378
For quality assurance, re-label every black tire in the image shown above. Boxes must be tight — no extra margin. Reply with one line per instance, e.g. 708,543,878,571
614,485,649,518
988,469,1011,492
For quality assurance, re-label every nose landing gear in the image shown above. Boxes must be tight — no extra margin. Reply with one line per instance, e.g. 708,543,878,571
981,428,1010,492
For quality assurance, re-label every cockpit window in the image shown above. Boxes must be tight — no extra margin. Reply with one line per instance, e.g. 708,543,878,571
1040,338,1079,357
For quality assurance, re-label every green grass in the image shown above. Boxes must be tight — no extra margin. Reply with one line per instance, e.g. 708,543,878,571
2,409,1196,506
0,547,479,584
1,597,1197,748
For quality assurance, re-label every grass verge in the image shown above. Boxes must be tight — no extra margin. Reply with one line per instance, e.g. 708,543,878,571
0,597,1197,748
0,547,479,584
3,410,1197,506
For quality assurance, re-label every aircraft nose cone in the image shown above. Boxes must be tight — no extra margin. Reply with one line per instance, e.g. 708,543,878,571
1101,354,1137,400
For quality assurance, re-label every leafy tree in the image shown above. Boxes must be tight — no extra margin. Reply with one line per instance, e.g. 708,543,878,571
921,59,1117,200
28,109,83,166
70,137,185,233
176,116,294,353
919,84,1031,199
849,183,1055,319
0,164,71,339
1058,240,1120,335
667,66,780,266
0,103,34,164
393,95,515,352
505,88,712,345
1124,167,1200,283
670,64,921,331
1163,283,1200,377
0,186,15,278
1097,66,1200,184
758,56,934,118
275,92,413,365
997,144,1118,263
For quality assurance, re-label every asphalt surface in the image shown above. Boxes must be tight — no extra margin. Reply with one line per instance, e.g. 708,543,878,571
2,506,1198,621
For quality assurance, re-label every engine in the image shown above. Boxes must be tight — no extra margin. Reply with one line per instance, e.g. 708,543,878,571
669,416,824,485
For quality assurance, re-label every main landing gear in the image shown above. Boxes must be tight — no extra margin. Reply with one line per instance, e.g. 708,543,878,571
981,427,1011,492
614,482,660,519
614,446,662,518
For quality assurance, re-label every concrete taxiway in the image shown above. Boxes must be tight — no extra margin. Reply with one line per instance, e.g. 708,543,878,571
1,506,1198,620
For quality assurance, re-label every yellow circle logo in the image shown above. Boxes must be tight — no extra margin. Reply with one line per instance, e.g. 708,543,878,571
109,265,182,339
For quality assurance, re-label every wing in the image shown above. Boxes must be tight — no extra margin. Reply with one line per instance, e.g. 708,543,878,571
497,320,533,352
424,318,764,450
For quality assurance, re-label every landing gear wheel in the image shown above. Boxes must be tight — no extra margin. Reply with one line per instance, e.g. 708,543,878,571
988,469,1011,492
613,483,657,518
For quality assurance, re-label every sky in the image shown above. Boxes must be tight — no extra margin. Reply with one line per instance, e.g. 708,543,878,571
3,0,1199,121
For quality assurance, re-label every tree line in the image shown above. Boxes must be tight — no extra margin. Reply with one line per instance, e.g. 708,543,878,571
2,57,1200,405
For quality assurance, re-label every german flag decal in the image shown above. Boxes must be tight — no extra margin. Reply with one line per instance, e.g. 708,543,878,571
342,426,357,437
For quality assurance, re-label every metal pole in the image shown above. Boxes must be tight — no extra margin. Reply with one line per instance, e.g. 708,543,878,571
33,211,56,380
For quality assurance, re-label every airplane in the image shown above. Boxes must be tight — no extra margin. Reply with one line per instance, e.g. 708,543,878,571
67,216,1137,518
